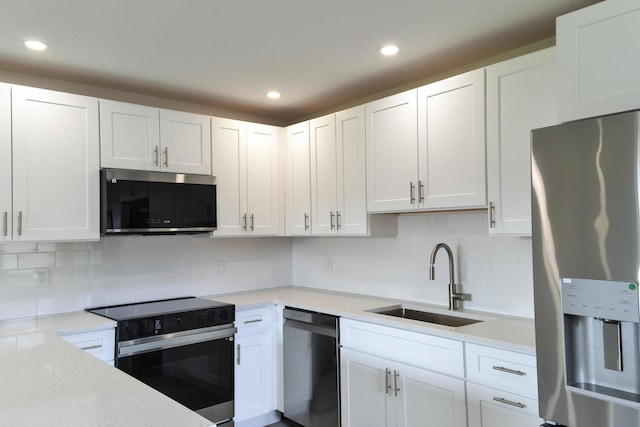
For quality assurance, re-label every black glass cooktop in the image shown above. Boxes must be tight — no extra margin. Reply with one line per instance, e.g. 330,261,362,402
87,297,230,321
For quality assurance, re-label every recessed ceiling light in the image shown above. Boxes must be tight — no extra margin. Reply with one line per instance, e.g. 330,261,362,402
267,91,281,99
24,40,48,51
380,45,399,56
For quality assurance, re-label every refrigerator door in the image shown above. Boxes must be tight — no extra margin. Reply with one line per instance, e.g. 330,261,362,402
531,111,640,426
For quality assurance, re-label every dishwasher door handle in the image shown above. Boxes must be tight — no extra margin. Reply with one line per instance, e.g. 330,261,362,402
284,318,337,338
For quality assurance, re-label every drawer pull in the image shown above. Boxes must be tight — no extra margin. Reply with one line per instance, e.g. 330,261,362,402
394,369,400,397
80,344,102,351
243,319,263,324
492,365,526,376
493,397,526,409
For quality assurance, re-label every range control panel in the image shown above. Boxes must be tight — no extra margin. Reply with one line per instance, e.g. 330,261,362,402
562,277,640,323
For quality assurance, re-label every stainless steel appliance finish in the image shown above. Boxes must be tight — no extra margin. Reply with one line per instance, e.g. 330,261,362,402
100,168,216,235
88,297,236,425
283,307,340,427
531,111,640,426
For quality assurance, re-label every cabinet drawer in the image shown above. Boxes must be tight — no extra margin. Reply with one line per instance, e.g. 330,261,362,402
465,343,537,398
236,305,274,337
466,382,542,426
340,318,464,377
60,328,115,363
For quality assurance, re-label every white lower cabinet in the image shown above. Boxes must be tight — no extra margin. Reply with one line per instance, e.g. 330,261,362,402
466,382,541,427
340,318,466,427
234,306,277,424
465,343,542,427
341,348,466,427
59,328,116,365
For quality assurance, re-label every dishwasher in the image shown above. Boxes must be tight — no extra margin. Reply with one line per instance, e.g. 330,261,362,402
283,307,340,427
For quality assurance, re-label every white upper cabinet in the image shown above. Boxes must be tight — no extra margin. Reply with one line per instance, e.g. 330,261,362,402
159,109,211,175
486,47,558,236
0,83,11,241
212,117,280,236
557,0,640,121
365,90,419,212
309,106,367,236
366,69,486,214
335,106,367,235
285,121,311,236
417,69,486,209
100,100,211,175
11,86,100,241
310,114,338,235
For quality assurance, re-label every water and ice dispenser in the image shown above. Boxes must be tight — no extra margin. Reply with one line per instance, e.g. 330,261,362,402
562,277,640,407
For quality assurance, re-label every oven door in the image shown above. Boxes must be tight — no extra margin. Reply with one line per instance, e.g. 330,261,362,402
117,326,235,424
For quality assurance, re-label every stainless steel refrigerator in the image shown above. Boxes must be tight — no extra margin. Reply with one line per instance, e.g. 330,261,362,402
531,110,640,426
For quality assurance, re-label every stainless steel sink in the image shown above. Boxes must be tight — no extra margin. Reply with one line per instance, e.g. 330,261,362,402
369,305,484,327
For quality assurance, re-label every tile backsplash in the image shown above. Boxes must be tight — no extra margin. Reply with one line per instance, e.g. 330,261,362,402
0,235,292,320
0,211,536,321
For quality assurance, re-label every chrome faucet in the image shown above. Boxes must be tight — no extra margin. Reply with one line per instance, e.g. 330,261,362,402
429,243,470,311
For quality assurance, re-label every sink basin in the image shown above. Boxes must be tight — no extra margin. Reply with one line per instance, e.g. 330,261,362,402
369,305,484,327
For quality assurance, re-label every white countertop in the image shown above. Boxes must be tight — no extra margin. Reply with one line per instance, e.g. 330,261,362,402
208,287,536,354
0,313,214,427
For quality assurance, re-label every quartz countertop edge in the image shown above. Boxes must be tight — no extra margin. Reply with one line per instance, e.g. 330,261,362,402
207,287,537,355
0,314,214,427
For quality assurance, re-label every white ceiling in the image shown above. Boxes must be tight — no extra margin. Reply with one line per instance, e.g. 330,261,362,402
0,0,601,125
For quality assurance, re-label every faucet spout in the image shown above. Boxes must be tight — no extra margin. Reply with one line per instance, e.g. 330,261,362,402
429,243,470,311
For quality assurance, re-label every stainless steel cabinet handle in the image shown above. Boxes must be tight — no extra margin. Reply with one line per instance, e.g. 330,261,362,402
493,397,526,408
242,214,247,231
237,344,241,365
492,365,526,376
409,182,415,204
163,147,169,167
418,180,424,203
250,214,254,231
154,146,159,166
385,368,392,394
304,213,309,231
489,201,496,228
394,370,400,397
17,211,22,236
243,319,262,324
2,212,6,237
330,211,335,230
336,211,341,230
80,344,102,351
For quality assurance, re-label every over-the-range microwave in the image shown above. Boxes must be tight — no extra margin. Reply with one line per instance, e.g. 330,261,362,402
100,169,216,235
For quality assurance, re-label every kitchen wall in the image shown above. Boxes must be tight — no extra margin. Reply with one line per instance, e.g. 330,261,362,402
0,235,292,320
292,210,535,318
0,211,534,321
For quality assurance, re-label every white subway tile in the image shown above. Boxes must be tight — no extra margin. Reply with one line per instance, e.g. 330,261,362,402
0,242,37,254
55,251,90,267
0,302,37,320
17,253,55,269
0,254,18,270
37,298,74,316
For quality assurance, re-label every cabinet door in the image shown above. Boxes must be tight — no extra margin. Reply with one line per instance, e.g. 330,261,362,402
0,83,10,241
212,117,247,236
558,0,640,121
12,86,99,241
159,109,212,175
99,99,160,171
340,348,393,427
418,69,486,210
245,123,280,236
235,332,275,422
395,362,467,427
466,382,542,427
365,90,419,212
285,122,311,235
337,106,367,235
310,114,338,235
486,48,557,236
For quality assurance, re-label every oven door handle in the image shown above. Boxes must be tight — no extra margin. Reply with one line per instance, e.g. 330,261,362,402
118,327,236,358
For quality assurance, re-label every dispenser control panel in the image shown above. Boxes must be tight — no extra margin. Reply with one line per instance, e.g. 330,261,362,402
561,277,639,323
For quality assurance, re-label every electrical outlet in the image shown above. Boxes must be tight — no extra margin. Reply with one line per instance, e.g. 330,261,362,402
213,261,224,276
34,268,49,288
